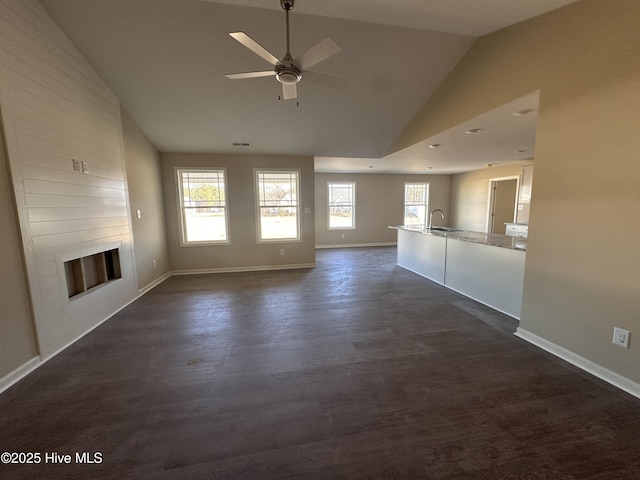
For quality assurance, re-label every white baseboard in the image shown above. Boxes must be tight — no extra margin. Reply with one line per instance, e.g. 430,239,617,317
138,272,171,295
515,327,640,400
0,356,41,395
315,242,396,249
172,263,316,276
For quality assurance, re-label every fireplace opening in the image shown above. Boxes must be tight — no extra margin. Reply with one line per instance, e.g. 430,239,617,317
64,248,121,298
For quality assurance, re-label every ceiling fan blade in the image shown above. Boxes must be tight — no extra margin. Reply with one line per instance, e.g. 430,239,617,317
296,37,341,70
303,71,349,90
229,32,279,66
225,71,275,80
282,83,297,100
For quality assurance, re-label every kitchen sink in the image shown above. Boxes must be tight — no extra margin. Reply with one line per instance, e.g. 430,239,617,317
428,226,461,232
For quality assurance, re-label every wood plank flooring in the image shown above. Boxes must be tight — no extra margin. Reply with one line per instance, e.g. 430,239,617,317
1,247,639,479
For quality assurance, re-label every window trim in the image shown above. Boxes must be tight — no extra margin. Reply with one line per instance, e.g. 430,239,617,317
403,182,430,227
327,181,356,230
254,168,302,243
176,167,230,246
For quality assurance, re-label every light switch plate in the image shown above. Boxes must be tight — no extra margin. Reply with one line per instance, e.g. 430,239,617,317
613,327,630,348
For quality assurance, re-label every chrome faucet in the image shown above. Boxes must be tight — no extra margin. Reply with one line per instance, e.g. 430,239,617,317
428,209,445,229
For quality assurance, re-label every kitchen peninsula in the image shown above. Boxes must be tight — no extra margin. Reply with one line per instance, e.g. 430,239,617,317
390,225,526,319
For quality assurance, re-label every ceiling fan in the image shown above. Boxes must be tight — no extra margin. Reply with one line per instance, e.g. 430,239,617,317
224,0,347,100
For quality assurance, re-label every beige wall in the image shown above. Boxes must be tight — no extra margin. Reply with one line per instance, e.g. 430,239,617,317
0,123,38,379
121,108,170,290
450,163,529,232
161,153,315,271
315,173,451,247
393,0,640,383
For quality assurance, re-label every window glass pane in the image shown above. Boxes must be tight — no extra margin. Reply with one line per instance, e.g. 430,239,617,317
404,205,427,226
328,182,355,229
179,169,228,243
260,206,298,239
257,171,300,240
184,208,227,242
404,183,429,226
329,206,354,228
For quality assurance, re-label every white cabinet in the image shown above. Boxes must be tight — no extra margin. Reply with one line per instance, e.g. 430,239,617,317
393,227,526,319
505,223,528,238
518,165,534,203
445,239,526,319
397,229,446,284
516,165,534,223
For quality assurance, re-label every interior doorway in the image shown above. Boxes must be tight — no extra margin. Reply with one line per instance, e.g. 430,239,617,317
488,177,518,234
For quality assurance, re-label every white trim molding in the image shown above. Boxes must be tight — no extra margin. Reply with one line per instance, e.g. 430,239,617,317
515,327,640,400
316,242,396,249
0,356,41,395
138,272,172,295
172,263,316,276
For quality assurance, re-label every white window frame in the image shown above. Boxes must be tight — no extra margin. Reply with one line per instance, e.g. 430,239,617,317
255,169,301,243
403,182,430,226
176,167,230,246
327,181,356,230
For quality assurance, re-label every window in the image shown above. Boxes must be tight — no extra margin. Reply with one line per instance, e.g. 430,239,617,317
328,181,355,229
256,170,300,241
404,183,429,226
177,168,228,244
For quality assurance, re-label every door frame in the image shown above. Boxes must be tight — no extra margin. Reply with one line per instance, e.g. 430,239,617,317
486,175,520,233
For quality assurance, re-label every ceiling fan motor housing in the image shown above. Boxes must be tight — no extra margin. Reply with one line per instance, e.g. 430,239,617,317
280,0,294,11
275,62,302,85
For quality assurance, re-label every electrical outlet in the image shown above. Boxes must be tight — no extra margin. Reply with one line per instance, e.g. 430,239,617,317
612,327,630,348
279,249,285,256
72,159,81,171
152,259,157,268
81,161,89,173
341,234,345,239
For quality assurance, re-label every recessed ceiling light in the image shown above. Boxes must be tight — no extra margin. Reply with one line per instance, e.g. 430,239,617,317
428,144,441,149
426,166,433,170
513,108,535,116
485,163,494,168
368,165,374,169
516,149,528,153
465,128,483,134
232,142,250,147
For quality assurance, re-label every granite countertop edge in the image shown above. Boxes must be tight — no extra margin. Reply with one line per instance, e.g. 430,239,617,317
389,225,527,251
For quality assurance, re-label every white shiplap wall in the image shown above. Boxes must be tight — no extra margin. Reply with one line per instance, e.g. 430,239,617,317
0,0,137,358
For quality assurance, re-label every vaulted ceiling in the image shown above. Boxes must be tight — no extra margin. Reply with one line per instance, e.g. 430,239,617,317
39,0,577,173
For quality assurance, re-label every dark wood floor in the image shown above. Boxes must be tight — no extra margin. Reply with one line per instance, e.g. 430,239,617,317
1,247,639,480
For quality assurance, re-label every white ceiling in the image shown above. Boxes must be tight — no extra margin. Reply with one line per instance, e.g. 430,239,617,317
39,0,575,173
201,0,578,37
317,91,540,174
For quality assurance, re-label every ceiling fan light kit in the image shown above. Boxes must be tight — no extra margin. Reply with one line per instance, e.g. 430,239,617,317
275,63,302,85
224,0,347,100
